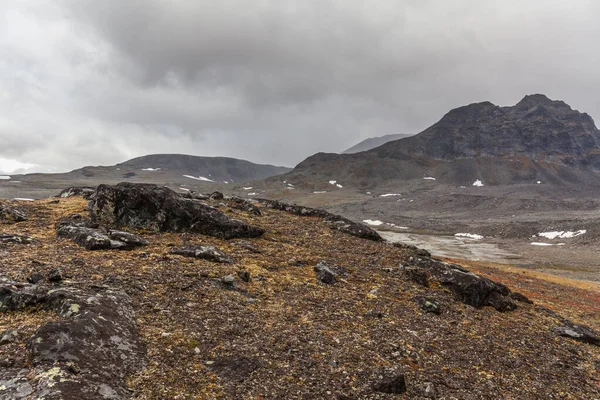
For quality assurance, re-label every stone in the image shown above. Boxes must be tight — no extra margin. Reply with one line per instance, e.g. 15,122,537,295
234,240,261,253
221,275,235,285
209,356,260,383
510,291,534,304
552,325,600,346
404,267,430,287
209,191,225,200
108,230,150,248
237,270,251,282
415,296,441,315
170,245,233,263
0,206,27,223
0,234,33,245
47,268,63,282
225,196,262,216
371,368,407,394
26,273,44,284
420,382,438,399
0,329,19,345
90,183,264,239
315,262,337,285
57,186,96,199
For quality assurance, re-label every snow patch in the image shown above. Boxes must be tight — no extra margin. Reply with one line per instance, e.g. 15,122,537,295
537,181,542,184
0,176,10,180
142,168,161,171
13,198,34,202
423,177,436,180
472,179,484,187
336,183,343,188
243,187,253,190
537,230,586,239
531,242,554,246
179,187,191,192
247,192,258,196
455,233,484,240
328,180,337,185
183,175,215,182
313,191,327,194
363,219,384,226
380,193,401,197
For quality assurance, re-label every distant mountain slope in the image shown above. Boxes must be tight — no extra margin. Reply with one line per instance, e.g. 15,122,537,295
13,154,291,188
342,133,414,154
286,94,600,188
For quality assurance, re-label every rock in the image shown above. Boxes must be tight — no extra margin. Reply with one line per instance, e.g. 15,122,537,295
415,296,441,315
0,206,27,223
552,325,600,346
237,270,251,282
510,291,534,304
315,262,337,285
258,199,382,241
404,267,430,287
57,186,96,199
225,196,262,216
90,183,264,239
47,268,63,282
209,191,224,200
108,230,150,248
171,245,233,263
234,240,261,253
182,190,209,200
371,368,407,394
221,275,235,285
0,234,32,244
26,273,44,284
0,329,19,345
209,356,260,383
419,382,438,399
423,260,517,312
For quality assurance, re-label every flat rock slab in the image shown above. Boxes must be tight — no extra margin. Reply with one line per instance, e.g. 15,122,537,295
0,280,145,399
90,183,264,239
0,206,27,223
170,245,232,263
56,216,149,250
0,234,32,245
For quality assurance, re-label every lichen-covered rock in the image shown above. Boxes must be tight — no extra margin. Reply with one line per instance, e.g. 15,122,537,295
90,183,264,239
258,199,382,241
0,281,145,399
415,296,441,315
0,206,27,223
57,186,96,199
0,234,32,244
315,262,337,285
170,244,233,263
108,230,150,248
371,368,407,394
553,325,600,346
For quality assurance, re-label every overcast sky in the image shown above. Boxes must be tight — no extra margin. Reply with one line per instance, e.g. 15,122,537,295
1,0,600,173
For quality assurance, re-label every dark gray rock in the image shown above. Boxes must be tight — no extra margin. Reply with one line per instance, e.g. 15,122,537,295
108,230,150,248
0,206,27,223
371,368,406,394
58,186,96,199
225,196,262,216
419,382,438,399
90,183,264,239
510,291,534,304
552,325,600,346
233,240,261,253
0,329,19,345
0,280,145,399
47,268,63,283
170,245,233,263
403,267,430,287
221,275,235,286
209,191,224,200
0,234,33,244
27,273,44,284
315,262,337,285
415,296,441,315
237,270,251,282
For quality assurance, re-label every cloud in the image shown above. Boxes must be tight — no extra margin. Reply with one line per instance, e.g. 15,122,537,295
1,0,600,172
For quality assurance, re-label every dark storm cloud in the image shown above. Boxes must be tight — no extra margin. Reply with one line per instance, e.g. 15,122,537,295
1,0,600,172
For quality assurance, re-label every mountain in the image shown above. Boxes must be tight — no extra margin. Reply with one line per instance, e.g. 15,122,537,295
287,94,600,188
342,133,414,154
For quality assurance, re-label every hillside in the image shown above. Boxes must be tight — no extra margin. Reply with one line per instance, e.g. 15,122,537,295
0,185,598,399
287,94,600,188
342,134,414,154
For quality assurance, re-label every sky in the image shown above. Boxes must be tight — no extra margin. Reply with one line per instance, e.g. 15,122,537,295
1,0,600,174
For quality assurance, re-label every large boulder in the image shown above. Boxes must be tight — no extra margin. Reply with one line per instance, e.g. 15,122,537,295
0,281,145,399
89,183,264,239
0,206,27,223
56,215,149,250
57,186,96,199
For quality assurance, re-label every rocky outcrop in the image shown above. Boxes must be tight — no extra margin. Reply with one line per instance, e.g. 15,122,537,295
170,245,232,263
0,206,27,223
258,199,382,241
57,186,96,199
56,215,149,250
0,234,32,244
90,183,264,239
0,280,145,399
410,258,518,312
